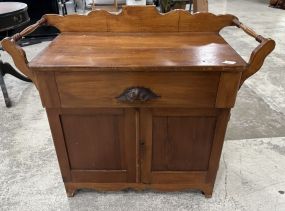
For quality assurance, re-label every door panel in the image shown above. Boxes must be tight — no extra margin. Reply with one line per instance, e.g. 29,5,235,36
62,114,124,170
152,116,216,171
60,108,137,183
140,108,217,184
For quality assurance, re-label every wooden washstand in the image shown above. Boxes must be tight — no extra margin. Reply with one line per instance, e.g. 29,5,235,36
1,6,275,198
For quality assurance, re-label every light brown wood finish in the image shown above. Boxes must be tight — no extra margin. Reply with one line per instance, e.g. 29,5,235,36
140,108,217,186
1,38,34,81
44,6,234,33
151,115,216,171
61,111,125,170
1,6,275,198
232,18,276,86
206,110,231,185
64,182,213,195
11,17,47,42
0,17,47,82
215,72,241,108
60,108,137,183
36,72,61,108
240,40,275,86
1,6,274,85
55,72,220,108
46,109,72,183
28,32,246,71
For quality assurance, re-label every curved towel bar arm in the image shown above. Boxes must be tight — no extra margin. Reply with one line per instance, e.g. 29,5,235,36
233,18,275,87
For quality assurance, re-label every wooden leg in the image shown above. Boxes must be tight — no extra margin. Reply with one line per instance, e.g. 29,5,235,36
201,187,213,198
202,191,212,198
65,185,77,197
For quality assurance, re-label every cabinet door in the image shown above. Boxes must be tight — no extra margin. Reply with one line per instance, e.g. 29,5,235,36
140,108,218,184
60,108,137,183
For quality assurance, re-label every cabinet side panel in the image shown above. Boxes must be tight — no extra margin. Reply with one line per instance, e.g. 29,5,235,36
206,109,230,184
215,72,241,108
35,71,61,108
46,108,72,182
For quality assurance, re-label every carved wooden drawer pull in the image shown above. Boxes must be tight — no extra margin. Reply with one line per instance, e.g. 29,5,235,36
116,87,160,103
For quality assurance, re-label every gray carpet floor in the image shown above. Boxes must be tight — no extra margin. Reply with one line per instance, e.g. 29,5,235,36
0,0,285,210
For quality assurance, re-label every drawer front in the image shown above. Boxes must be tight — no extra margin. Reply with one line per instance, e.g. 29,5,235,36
55,72,220,108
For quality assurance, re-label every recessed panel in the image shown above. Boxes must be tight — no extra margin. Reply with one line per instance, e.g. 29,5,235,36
152,116,216,171
61,113,125,170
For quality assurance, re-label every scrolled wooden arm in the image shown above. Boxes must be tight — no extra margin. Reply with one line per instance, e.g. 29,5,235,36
233,18,276,87
0,17,47,83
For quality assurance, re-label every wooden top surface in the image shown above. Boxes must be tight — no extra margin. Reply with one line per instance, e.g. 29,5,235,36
29,32,247,72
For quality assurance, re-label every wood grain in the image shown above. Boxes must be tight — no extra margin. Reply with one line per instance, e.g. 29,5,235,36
0,6,275,198
232,18,276,87
43,6,234,33
152,116,216,171
215,72,241,108
1,38,34,81
55,72,220,108
60,108,137,183
233,18,265,42
150,171,207,184
1,6,274,91
35,71,61,108
107,6,179,32
140,108,152,184
240,39,275,87
206,109,230,184
46,109,72,183
29,32,246,71
11,17,47,42
71,170,128,183
179,11,234,32
64,182,212,194
61,113,125,170
141,108,217,184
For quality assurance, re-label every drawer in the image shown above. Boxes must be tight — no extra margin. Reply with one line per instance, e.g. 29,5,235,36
55,72,220,108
